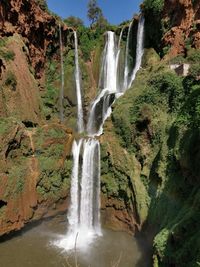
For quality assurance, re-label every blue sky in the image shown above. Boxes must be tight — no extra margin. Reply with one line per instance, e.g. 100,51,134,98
47,0,142,26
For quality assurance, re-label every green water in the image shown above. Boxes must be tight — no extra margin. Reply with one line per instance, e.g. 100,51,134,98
0,215,150,267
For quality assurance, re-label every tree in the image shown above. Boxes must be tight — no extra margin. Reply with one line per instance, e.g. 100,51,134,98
36,0,48,11
87,0,103,26
64,16,84,28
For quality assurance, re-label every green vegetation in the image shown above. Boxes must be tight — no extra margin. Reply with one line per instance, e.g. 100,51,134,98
34,126,72,202
142,0,165,54
143,0,164,14
0,118,13,135
35,0,48,11
77,26,104,61
4,163,27,198
106,47,200,266
64,16,84,28
42,60,59,119
0,36,15,61
4,71,17,90
0,50,15,61
0,38,7,48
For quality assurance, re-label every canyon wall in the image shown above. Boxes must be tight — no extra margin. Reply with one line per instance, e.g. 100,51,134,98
0,2,200,267
0,0,74,236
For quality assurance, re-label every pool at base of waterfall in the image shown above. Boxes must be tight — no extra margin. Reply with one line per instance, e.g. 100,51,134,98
0,215,151,267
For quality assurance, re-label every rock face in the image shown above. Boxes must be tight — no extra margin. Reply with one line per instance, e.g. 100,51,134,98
0,34,41,123
0,119,73,236
0,0,75,236
0,0,72,123
162,0,200,57
0,0,66,79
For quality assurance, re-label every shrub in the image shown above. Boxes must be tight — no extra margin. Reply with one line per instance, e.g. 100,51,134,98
142,0,165,55
0,50,15,61
148,72,184,111
64,16,84,28
35,0,48,11
153,228,170,258
169,55,186,64
143,0,164,15
4,71,17,90
189,64,200,79
187,49,200,63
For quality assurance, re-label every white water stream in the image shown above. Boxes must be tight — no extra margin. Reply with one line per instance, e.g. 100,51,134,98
74,31,84,133
57,16,145,251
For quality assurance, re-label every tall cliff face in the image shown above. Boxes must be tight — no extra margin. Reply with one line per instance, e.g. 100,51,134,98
0,0,62,79
0,0,75,236
0,0,72,123
143,0,200,58
162,0,200,57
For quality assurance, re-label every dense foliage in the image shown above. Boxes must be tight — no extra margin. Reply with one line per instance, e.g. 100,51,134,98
142,0,165,55
143,0,164,14
64,16,84,28
111,48,200,266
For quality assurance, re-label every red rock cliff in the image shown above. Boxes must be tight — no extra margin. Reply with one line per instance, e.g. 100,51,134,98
162,0,200,57
0,0,68,79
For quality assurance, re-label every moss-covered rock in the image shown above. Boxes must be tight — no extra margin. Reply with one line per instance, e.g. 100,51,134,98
0,119,73,236
102,50,200,266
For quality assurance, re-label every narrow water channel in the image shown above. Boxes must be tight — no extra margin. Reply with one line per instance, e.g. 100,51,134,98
0,215,150,267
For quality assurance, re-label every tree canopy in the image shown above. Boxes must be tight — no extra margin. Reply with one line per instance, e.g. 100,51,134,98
87,0,103,26
64,16,84,28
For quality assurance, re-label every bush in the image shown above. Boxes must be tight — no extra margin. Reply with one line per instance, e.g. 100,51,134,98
143,0,164,15
169,55,186,64
4,71,17,90
142,0,165,55
77,25,104,61
189,64,200,79
35,0,48,11
64,16,84,28
0,50,15,61
148,72,184,111
187,49,200,63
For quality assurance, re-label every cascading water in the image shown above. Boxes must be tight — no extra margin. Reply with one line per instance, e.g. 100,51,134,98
116,27,124,92
123,20,133,91
67,140,83,232
79,139,101,234
128,16,145,88
74,31,84,133
57,138,101,250
87,31,118,136
59,24,64,122
57,16,145,251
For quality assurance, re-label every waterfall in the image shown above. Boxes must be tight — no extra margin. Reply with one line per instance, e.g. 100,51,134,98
57,16,145,251
59,24,64,122
79,139,101,234
67,139,82,232
98,31,117,92
128,16,145,88
87,31,118,136
123,20,133,91
116,27,124,92
74,31,84,133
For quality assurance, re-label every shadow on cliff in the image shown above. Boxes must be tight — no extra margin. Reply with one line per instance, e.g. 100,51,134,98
134,229,153,267
138,125,200,266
